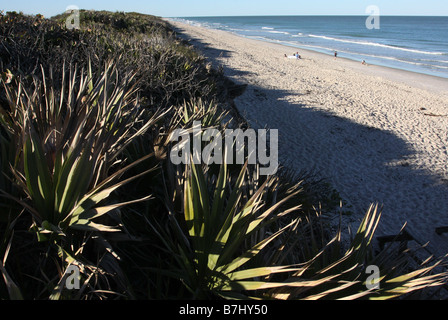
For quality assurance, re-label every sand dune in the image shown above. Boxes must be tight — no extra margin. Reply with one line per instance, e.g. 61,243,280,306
168,20,448,256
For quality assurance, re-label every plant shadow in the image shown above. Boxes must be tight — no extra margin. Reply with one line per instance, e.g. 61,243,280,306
171,23,448,258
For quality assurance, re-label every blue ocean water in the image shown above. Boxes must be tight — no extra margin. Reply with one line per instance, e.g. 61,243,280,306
172,16,448,79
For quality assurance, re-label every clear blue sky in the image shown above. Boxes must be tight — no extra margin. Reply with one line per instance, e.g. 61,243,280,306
1,1,447,18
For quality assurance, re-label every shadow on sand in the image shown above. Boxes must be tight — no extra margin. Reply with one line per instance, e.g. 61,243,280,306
172,24,448,257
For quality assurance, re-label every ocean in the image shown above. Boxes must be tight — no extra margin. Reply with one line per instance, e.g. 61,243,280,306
171,16,448,79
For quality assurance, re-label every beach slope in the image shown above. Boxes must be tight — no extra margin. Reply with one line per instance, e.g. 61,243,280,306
168,20,448,255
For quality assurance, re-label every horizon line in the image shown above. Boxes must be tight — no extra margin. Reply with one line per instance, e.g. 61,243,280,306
168,14,448,18
2,10,445,19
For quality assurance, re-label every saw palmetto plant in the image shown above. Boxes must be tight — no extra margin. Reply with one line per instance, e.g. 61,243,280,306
0,61,166,298
0,61,166,235
146,153,448,300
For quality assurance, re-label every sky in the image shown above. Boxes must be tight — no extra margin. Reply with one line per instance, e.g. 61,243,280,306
1,0,448,18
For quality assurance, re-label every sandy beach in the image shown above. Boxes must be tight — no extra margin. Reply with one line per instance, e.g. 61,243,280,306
167,20,448,255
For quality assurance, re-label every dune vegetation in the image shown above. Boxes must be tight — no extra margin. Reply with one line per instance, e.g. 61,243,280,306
0,10,447,300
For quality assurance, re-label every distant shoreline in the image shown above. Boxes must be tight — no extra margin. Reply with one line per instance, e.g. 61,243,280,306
259,38,448,95
167,16,448,81
166,18,448,95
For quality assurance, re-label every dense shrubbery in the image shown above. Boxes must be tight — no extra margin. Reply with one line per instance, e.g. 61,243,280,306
2,10,235,110
0,10,447,300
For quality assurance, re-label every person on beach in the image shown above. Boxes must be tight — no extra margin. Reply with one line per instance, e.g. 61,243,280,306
284,53,298,59
334,51,338,59
362,60,367,65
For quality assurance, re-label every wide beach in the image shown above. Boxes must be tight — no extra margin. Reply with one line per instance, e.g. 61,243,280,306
167,19,448,254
